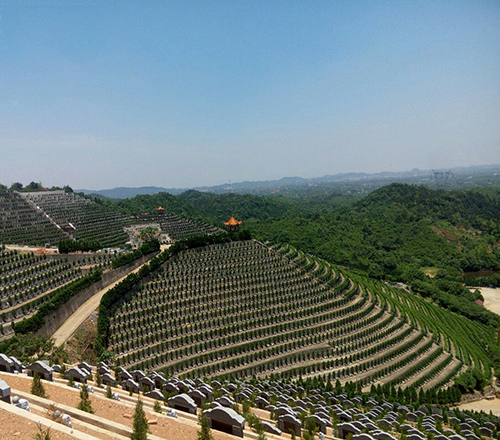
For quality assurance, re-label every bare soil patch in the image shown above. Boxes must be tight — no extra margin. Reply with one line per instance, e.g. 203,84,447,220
0,373,236,440
458,397,500,416
432,226,459,241
65,311,99,365
472,287,500,316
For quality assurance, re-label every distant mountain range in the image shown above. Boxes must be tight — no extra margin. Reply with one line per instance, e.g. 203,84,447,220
77,164,500,199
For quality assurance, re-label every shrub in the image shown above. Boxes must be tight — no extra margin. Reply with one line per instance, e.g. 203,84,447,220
197,412,214,440
77,384,94,414
33,423,51,440
131,399,150,440
31,372,47,398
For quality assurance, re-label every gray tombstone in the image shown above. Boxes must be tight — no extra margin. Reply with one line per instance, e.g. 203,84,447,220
278,413,302,437
0,378,11,403
203,406,246,438
168,394,197,415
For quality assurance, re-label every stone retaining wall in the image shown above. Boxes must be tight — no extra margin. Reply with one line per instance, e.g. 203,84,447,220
35,252,158,338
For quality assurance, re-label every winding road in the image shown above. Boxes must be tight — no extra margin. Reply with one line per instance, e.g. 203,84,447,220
52,246,170,346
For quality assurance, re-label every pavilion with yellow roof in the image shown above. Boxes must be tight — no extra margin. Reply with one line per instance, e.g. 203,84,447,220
224,215,242,232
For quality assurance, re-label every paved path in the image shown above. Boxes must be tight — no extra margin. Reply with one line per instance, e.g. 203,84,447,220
52,260,151,346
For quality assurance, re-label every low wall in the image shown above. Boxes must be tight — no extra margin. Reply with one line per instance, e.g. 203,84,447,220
47,253,106,263
35,252,158,338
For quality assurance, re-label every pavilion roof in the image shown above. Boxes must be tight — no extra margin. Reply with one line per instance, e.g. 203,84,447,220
224,216,242,226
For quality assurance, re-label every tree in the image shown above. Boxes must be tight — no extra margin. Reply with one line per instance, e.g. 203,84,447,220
302,418,318,440
139,227,161,244
95,371,102,387
25,181,43,191
31,372,47,398
77,384,94,413
131,399,150,440
197,412,214,440
153,401,162,413
10,182,23,191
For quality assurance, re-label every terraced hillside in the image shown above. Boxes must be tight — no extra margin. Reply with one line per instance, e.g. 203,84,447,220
0,248,110,340
157,212,221,242
19,190,130,247
107,239,493,392
0,187,67,246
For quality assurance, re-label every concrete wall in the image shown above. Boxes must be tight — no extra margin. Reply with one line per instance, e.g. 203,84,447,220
35,252,158,338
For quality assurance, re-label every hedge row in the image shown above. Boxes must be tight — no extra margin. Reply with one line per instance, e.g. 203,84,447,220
58,239,102,254
111,240,160,269
14,269,103,334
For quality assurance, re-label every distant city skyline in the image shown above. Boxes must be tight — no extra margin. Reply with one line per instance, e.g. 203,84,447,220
1,1,499,189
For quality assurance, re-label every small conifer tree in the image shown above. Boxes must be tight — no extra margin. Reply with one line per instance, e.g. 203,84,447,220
106,384,113,399
131,399,149,440
31,372,47,398
153,400,162,413
95,371,102,387
197,412,214,440
77,384,94,413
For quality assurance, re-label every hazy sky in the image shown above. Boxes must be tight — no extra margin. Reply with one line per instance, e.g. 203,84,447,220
1,1,499,189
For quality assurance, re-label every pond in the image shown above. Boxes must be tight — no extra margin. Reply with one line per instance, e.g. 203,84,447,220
462,269,500,279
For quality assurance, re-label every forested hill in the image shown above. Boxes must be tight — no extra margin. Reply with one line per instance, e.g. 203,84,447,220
102,183,500,278
97,188,354,223
357,184,500,235
249,184,500,278
246,184,500,327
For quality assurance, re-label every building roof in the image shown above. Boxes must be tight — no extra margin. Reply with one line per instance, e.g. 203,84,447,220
224,216,242,226
157,206,165,211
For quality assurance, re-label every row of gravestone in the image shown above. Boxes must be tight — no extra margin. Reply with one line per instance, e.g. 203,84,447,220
1,356,498,439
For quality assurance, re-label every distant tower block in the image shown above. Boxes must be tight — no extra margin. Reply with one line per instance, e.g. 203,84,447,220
224,215,242,232
156,206,165,216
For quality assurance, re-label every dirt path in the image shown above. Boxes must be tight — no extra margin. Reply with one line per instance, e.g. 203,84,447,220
5,244,59,253
52,260,152,346
400,351,450,389
423,357,461,391
360,334,431,391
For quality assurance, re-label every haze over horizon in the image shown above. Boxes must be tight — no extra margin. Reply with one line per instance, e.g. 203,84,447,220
1,1,499,189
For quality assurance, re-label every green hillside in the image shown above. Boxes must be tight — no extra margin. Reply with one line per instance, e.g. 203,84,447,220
249,184,500,275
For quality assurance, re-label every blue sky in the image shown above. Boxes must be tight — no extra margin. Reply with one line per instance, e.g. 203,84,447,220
1,1,499,189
